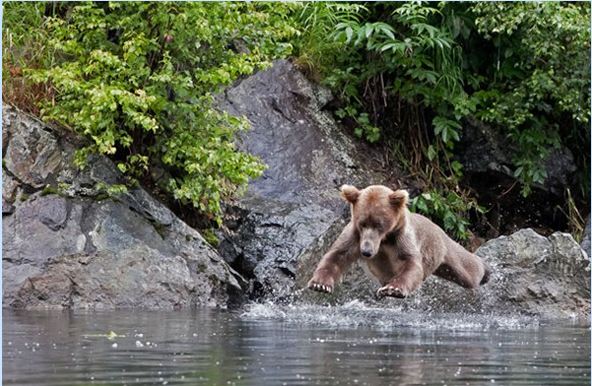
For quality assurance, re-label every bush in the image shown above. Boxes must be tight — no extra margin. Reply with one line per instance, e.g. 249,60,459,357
410,190,484,240
470,2,590,195
4,3,589,237
293,2,590,238
4,2,298,224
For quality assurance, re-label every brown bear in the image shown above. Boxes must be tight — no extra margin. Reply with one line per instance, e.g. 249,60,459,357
307,185,490,298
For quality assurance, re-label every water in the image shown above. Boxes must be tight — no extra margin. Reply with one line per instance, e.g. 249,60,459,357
3,303,590,385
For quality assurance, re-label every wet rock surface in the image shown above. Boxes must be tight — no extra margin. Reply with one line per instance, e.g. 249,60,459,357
297,228,590,319
216,60,384,299
2,105,240,309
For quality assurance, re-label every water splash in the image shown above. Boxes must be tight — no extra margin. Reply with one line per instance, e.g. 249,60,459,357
240,300,543,331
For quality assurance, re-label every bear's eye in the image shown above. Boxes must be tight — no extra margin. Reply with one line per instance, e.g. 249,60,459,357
359,217,383,232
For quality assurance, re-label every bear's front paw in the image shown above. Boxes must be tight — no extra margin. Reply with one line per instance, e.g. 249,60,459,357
376,284,408,299
307,278,334,294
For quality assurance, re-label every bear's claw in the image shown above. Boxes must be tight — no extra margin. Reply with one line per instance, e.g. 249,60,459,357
376,285,407,299
308,282,333,293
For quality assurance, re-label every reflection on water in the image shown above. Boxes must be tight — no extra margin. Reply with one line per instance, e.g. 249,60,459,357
3,303,590,385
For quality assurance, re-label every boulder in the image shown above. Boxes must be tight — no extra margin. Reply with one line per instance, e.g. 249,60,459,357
457,117,577,196
296,228,590,319
2,105,240,309
216,60,386,299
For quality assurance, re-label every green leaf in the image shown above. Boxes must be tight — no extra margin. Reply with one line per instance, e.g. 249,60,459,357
427,145,437,161
345,26,353,43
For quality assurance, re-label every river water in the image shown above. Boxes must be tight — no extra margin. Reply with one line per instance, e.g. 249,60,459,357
3,302,590,385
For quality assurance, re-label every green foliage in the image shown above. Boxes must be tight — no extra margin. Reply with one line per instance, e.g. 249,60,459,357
335,107,380,143
6,2,298,224
95,182,129,198
410,190,484,240
470,2,590,196
292,3,367,79
5,2,589,237
40,184,60,197
294,2,590,237
326,2,467,139
2,3,56,114
202,228,220,248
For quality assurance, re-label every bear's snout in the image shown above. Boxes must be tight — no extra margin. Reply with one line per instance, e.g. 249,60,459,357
360,240,376,258
359,228,381,258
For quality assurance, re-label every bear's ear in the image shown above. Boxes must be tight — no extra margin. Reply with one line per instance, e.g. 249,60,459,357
389,189,408,209
340,185,360,204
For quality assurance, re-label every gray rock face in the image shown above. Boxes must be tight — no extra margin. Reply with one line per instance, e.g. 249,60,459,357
458,118,576,195
457,117,513,177
215,60,590,319
296,228,590,319
3,105,240,309
3,109,63,189
217,60,385,299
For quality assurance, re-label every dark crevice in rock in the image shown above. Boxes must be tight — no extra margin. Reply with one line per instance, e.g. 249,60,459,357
270,98,297,124
278,266,296,279
465,171,569,238
456,117,581,237
2,166,41,199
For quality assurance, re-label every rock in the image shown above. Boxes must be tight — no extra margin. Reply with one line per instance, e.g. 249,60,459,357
3,106,64,189
10,249,218,309
219,59,379,208
542,148,577,193
2,173,20,215
218,197,342,299
458,117,577,196
2,105,240,310
581,215,591,258
457,117,513,177
296,228,590,319
216,60,385,299
457,118,575,236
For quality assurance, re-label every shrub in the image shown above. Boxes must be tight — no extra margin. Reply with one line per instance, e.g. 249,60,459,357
293,2,590,238
470,2,590,196
4,2,298,224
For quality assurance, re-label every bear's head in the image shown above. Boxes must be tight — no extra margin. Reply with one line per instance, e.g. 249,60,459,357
340,184,408,259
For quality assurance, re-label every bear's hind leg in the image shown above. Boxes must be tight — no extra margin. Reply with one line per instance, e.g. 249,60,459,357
435,250,489,289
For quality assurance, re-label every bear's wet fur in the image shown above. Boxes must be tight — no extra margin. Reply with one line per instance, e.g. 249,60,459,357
307,185,490,298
